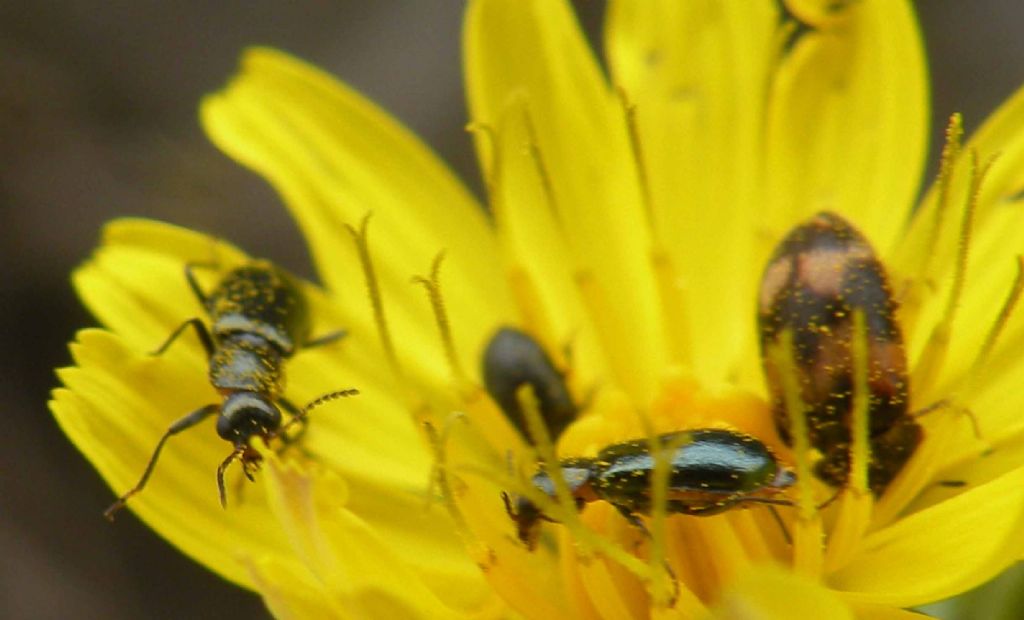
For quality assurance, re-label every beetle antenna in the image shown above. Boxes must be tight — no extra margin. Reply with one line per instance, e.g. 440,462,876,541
278,388,359,437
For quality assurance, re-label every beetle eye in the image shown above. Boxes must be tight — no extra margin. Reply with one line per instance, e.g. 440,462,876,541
773,467,797,488
217,393,282,442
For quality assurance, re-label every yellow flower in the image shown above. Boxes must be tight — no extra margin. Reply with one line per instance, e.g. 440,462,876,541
51,0,1024,617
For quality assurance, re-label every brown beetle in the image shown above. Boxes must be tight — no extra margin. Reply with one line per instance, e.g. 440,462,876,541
758,211,921,495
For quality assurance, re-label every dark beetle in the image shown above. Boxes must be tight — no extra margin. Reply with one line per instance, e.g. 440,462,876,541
482,327,577,444
758,211,921,495
503,429,795,548
104,259,355,520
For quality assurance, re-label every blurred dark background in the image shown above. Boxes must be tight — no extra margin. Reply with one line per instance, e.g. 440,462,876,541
2,2,1022,618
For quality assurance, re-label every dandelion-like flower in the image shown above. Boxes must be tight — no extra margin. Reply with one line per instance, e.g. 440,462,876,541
52,0,1024,617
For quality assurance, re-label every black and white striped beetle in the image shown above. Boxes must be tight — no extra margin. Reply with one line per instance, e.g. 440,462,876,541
503,429,796,549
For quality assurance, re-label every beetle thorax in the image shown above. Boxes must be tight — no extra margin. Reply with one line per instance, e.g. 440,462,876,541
209,333,285,396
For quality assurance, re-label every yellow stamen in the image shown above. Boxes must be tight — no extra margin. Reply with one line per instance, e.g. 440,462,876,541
650,250,692,367
616,88,692,366
506,266,558,351
515,385,588,548
915,149,996,388
521,103,639,388
631,384,666,599
648,432,694,609
423,416,494,569
897,114,964,332
522,104,565,235
515,386,668,603
945,150,991,329
345,213,402,378
465,121,500,200
921,114,964,281
572,269,628,395
931,255,1024,446
767,330,824,576
971,255,1024,377
848,311,871,496
824,310,873,571
412,253,467,386
616,86,656,236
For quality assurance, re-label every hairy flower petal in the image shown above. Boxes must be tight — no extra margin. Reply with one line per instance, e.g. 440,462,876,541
606,0,778,384
466,0,664,402
202,48,513,389
52,329,288,588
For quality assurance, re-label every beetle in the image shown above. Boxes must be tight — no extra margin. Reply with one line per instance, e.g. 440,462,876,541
104,259,356,520
481,327,577,444
758,211,921,495
503,428,795,549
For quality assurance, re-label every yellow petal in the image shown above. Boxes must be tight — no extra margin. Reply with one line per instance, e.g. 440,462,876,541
466,0,665,402
60,221,488,608
848,603,931,620
74,219,247,350
963,82,1024,211
764,0,928,254
248,556,343,619
51,329,290,589
909,425,1024,522
832,464,1024,607
77,219,431,489
485,100,611,393
465,0,612,191
710,565,854,619
605,0,779,384
202,47,513,389
911,83,1024,239
263,460,490,618
899,84,1024,402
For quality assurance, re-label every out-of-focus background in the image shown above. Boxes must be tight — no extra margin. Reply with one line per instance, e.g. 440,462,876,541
2,2,1023,618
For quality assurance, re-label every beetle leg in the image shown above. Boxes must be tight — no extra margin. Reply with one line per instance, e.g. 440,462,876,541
912,399,985,442
304,329,348,349
183,261,217,306
151,318,215,357
614,505,650,536
609,506,679,607
104,403,220,521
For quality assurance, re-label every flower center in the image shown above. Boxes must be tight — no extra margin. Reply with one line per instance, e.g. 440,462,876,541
443,359,796,612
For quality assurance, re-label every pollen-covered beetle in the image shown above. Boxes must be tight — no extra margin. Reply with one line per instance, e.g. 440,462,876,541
503,428,795,549
482,327,577,444
104,259,356,520
758,211,921,495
